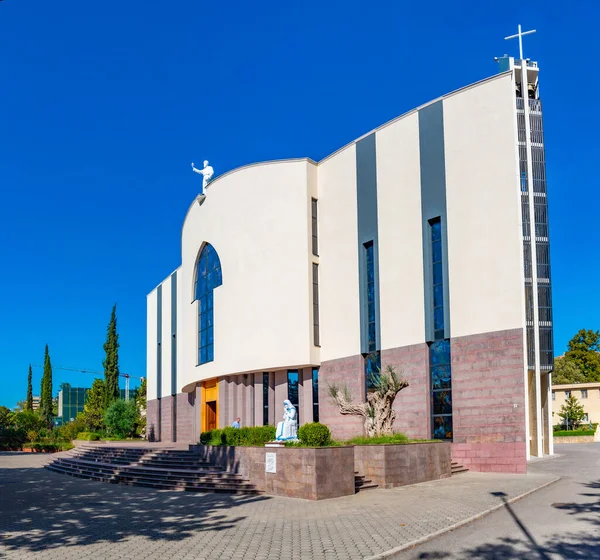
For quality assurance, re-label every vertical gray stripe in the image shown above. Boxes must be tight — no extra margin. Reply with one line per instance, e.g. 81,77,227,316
156,285,162,440
356,133,381,353
171,271,177,395
419,101,450,341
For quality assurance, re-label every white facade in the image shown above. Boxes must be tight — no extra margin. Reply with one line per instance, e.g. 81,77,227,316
146,66,553,469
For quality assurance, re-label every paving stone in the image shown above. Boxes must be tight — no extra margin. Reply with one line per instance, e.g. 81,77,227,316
0,451,556,559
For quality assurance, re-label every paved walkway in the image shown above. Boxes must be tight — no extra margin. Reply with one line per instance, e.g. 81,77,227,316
396,442,600,559
0,451,558,560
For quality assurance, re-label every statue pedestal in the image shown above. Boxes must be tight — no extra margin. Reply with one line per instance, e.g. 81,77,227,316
196,194,206,206
265,442,286,448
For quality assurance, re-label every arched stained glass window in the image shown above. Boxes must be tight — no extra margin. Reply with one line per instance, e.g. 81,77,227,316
195,243,222,364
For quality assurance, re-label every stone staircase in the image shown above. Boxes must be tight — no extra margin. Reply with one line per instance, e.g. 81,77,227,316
354,471,378,493
45,445,263,494
451,460,469,475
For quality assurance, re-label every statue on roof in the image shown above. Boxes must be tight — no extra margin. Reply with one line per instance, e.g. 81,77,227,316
191,160,214,193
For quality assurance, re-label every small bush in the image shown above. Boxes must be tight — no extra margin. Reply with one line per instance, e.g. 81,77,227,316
554,429,595,437
76,432,101,441
298,423,332,447
199,426,276,446
60,414,87,442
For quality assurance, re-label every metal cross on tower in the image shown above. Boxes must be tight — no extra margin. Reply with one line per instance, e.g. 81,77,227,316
505,24,536,60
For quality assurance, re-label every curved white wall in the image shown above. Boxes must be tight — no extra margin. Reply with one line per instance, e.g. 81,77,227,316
179,160,316,391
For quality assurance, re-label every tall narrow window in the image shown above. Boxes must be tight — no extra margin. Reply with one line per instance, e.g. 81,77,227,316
312,263,320,346
311,198,318,256
263,372,269,425
195,243,222,365
428,218,452,440
365,242,376,352
287,370,299,425
312,368,319,423
364,241,380,391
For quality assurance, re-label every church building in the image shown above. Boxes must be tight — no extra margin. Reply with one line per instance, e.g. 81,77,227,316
146,52,554,473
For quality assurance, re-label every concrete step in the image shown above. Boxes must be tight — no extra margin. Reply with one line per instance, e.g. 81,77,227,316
451,461,469,475
54,458,241,480
47,448,261,495
46,464,263,494
354,473,378,493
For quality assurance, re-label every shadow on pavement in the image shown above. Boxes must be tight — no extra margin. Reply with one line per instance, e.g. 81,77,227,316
416,481,600,559
0,465,269,553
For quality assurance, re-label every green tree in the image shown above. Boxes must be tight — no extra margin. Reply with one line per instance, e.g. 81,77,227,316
135,377,147,437
103,305,120,408
104,399,138,439
39,345,53,425
25,364,33,411
0,405,13,429
82,378,106,432
565,329,600,382
558,393,586,430
552,357,586,385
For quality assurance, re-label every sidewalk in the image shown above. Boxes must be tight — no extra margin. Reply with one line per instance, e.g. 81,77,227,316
0,452,558,560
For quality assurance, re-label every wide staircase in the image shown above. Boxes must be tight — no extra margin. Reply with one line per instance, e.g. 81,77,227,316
45,445,262,494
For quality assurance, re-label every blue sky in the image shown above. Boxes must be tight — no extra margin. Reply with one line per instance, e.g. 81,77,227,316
0,1,596,408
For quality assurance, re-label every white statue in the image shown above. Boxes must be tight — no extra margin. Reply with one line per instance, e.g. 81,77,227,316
191,160,214,192
275,400,298,441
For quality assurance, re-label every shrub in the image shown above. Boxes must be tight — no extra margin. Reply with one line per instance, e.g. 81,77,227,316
298,423,332,447
104,400,139,439
76,432,101,441
199,426,276,446
60,414,87,441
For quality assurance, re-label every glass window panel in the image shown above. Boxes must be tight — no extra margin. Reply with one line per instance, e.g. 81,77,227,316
207,291,213,310
432,240,442,263
368,300,375,322
431,220,442,242
207,326,214,344
433,262,443,286
367,281,375,302
200,330,207,347
207,345,214,362
433,284,444,309
431,365,452,390
200,296,207,313
200,313,208,330
433,390,452,415
432,415,452,440
433,307,444,332
368,323,376,350
430,339,451,364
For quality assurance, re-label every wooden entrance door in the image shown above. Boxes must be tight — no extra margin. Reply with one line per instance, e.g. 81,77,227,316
206,401,217,431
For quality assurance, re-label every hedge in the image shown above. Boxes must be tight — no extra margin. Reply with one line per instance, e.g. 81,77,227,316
554,430,595,437
200,426,276,446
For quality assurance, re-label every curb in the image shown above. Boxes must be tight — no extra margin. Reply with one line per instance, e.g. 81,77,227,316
365,476,561,560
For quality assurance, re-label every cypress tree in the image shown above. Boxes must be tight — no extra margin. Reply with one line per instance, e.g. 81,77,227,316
25,364,33,411
103,304,120,408
40,345,53,423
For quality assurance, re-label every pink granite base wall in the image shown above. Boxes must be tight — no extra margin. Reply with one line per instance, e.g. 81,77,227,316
160,395,173,442
382,342,430,440
318,354,365,440
451,328,527,473
147,399,159,442
176,392,196,443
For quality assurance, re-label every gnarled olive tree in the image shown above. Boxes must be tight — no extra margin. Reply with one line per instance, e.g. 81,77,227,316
328,365,408,437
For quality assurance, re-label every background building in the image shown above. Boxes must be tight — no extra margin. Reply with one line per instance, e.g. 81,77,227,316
146,53,554,473
552,383,600,426
56,384,138,425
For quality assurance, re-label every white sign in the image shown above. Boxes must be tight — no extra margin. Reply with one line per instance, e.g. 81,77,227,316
265,452,277,473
